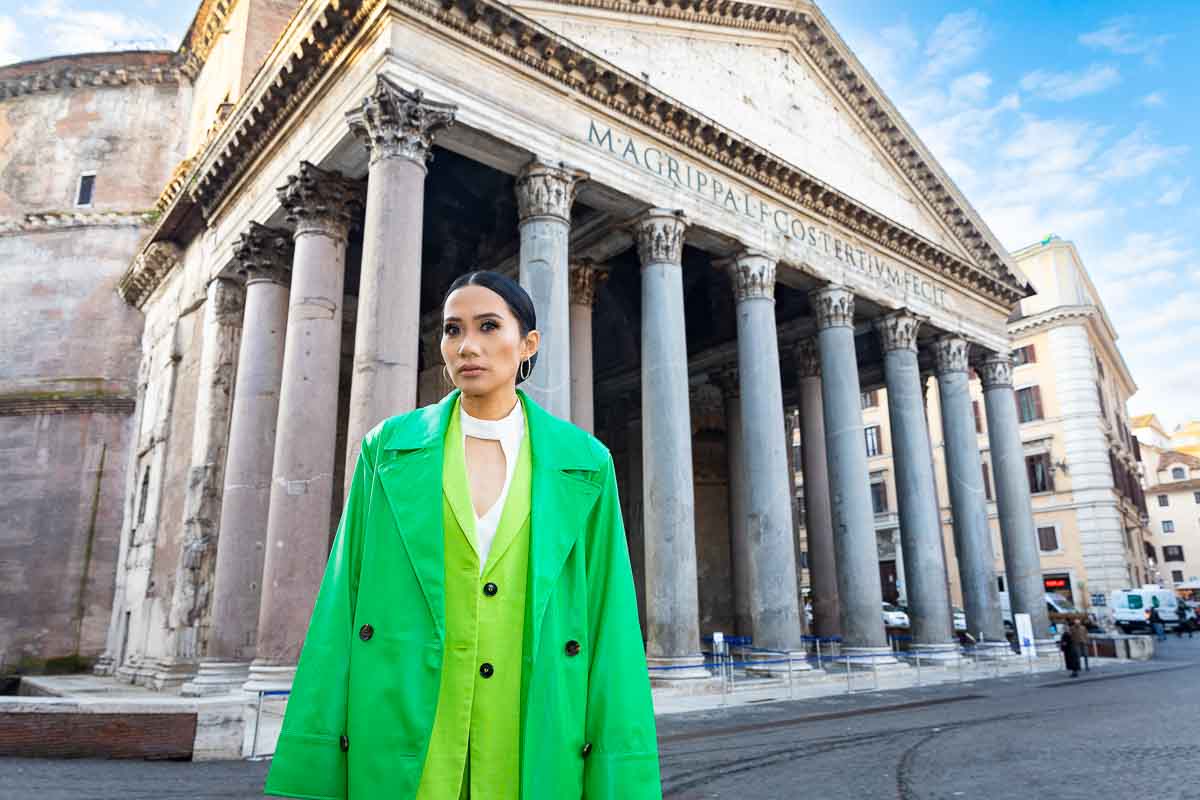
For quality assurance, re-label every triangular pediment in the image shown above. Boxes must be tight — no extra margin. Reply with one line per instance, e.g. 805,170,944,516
510,0,1029,294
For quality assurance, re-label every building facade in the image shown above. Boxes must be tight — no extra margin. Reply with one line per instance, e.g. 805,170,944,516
1135,415,1200,591
796,237,1151,617
3,2,1067,749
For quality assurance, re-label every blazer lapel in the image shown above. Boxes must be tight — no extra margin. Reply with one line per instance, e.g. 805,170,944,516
481,429,532,578
442,400,480,560
521,391,604,658
376,390,459,641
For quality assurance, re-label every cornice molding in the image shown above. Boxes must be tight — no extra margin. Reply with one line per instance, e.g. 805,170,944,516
1007,305,1097,336
180,0,242,78
118,241,184,309
0,210,152,236
141,0,1025,309
0,56,187,101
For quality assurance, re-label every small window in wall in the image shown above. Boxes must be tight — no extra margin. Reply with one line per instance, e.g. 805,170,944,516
75,173,96,207
1158,494,1170,507
981,462,993,500
1164,545,1185,562
1026,453,1055,494
799,550,809,570
1012,344,1037,365
136,466,151,525
1163,520,1175,534
1037,526,1059,552
1016,386,1044,423
1172,570,1185,583
1171,467,1186,480
865,425,883,457
860,390,879,409
1124,527,1134,552
973,400,983,433
870,480,889,514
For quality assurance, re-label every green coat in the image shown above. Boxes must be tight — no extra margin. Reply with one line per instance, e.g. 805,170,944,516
264,389,661,800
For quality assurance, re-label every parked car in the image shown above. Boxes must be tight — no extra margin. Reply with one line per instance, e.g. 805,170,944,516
882,602,910,629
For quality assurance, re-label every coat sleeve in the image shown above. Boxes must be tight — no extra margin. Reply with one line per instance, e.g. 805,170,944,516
263,438,374,800
582,451,663,800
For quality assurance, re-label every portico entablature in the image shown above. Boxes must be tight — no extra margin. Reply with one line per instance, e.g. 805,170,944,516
120,0,1023,354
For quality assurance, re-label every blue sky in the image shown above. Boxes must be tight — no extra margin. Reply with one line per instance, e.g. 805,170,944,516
2,2,1197,427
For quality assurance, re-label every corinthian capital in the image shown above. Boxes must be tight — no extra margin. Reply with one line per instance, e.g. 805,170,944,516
633,208,687,266
933,335,971,375
796,337,821,378
977,352,1014,388
723,251,777,302
346,76,456,167
569,261,607,306
232,222,293,286
515,161,588,223
276,161,363,241
809,285,855,329
875,310,922,352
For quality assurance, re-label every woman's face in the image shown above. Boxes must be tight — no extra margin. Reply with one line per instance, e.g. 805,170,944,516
441,285,539,397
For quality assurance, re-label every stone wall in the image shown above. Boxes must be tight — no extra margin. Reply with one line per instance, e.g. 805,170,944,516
0,52,188,674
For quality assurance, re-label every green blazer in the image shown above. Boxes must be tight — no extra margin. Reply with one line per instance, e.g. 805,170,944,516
264,389,661,800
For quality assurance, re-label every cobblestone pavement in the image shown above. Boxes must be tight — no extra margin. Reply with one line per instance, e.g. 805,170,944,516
2,638,1198,799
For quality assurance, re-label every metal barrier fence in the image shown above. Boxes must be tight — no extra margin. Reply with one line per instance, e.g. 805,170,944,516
248,688,290,761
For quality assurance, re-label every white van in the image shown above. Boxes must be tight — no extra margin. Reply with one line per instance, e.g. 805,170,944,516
998,591,1081,625
1109,587,1181,633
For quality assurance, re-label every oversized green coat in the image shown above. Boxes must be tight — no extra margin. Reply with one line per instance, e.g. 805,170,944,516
264,389,662,800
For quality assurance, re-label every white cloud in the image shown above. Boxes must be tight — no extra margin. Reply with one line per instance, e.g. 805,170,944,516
19,3,173,58
1078,16,1172,63
923,11,986,78
1140,90,1167,108
1157,177,1191,207
1092,124,1189,181
1092,232,1194,278
0,15,23,66
1019,63,1120,101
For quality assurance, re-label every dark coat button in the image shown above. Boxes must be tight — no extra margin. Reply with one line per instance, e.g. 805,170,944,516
565,639,581,657
581,742,592,758
483,582,498,597
479,662,494,678
339,734,349,752
358,624,374,641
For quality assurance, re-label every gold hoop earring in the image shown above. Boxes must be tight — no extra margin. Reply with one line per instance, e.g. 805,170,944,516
442,364,454,386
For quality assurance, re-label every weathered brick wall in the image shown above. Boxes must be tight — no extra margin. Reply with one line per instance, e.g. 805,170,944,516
0,53,188,674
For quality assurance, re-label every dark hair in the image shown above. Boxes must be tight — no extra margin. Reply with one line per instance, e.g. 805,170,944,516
443,270,538,384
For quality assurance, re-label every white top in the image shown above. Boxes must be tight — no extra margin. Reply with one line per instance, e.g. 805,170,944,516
460,399,526,572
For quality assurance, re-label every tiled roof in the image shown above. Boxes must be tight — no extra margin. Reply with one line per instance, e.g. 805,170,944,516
1160,450,1200,470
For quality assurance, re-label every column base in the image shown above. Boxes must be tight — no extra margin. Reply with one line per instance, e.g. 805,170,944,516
824,645,908,672
181,660,251,696
744,649,814,677
241,662,297,759
970,640,1015,660
902,643,962,663
92,654,116,676
646,654,713,686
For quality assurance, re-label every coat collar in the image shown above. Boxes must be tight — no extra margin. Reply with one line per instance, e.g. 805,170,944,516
376,389,603,650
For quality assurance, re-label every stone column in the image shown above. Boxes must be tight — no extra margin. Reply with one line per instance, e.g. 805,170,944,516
934,336,1006,645
157,273,245,688
184,224,293,696
724,252,803,658
246,163,361,692
342,77,455,494
796,338,840,639
634,209,707,679
515,161,587,419
979,352,1053,643
809,286,891,656
717,371,752,638
569,260,605,432
877,312,956,656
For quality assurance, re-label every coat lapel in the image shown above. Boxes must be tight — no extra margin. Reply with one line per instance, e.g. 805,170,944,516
441,400,480,560
376,390,459,641
520,391,604,658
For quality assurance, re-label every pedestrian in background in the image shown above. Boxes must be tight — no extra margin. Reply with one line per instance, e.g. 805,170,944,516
1069,618,1090,672
1060,628,1081,677
1149,607,1167,641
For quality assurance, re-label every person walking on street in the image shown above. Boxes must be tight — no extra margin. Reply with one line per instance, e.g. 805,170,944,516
1060,628,1081,677
1149,607,1167,641
1069,618,1090,672
1177,602,1194,639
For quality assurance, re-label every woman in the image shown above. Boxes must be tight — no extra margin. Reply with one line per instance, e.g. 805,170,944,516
264,271,661,799
1060,627,1081,678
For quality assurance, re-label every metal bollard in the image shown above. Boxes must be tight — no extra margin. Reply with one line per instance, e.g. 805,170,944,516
787,652,794,701
816,638,822,670
846,654,853,695
872,652,879,691
915,650,922,687
250,690,264,759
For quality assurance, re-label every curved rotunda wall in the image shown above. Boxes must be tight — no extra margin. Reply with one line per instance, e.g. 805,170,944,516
0,51,189,675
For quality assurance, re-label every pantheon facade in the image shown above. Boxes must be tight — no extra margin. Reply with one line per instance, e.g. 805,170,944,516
61,0,1059,712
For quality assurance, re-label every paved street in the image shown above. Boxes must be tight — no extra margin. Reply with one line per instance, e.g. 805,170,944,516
3,638,1199,799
